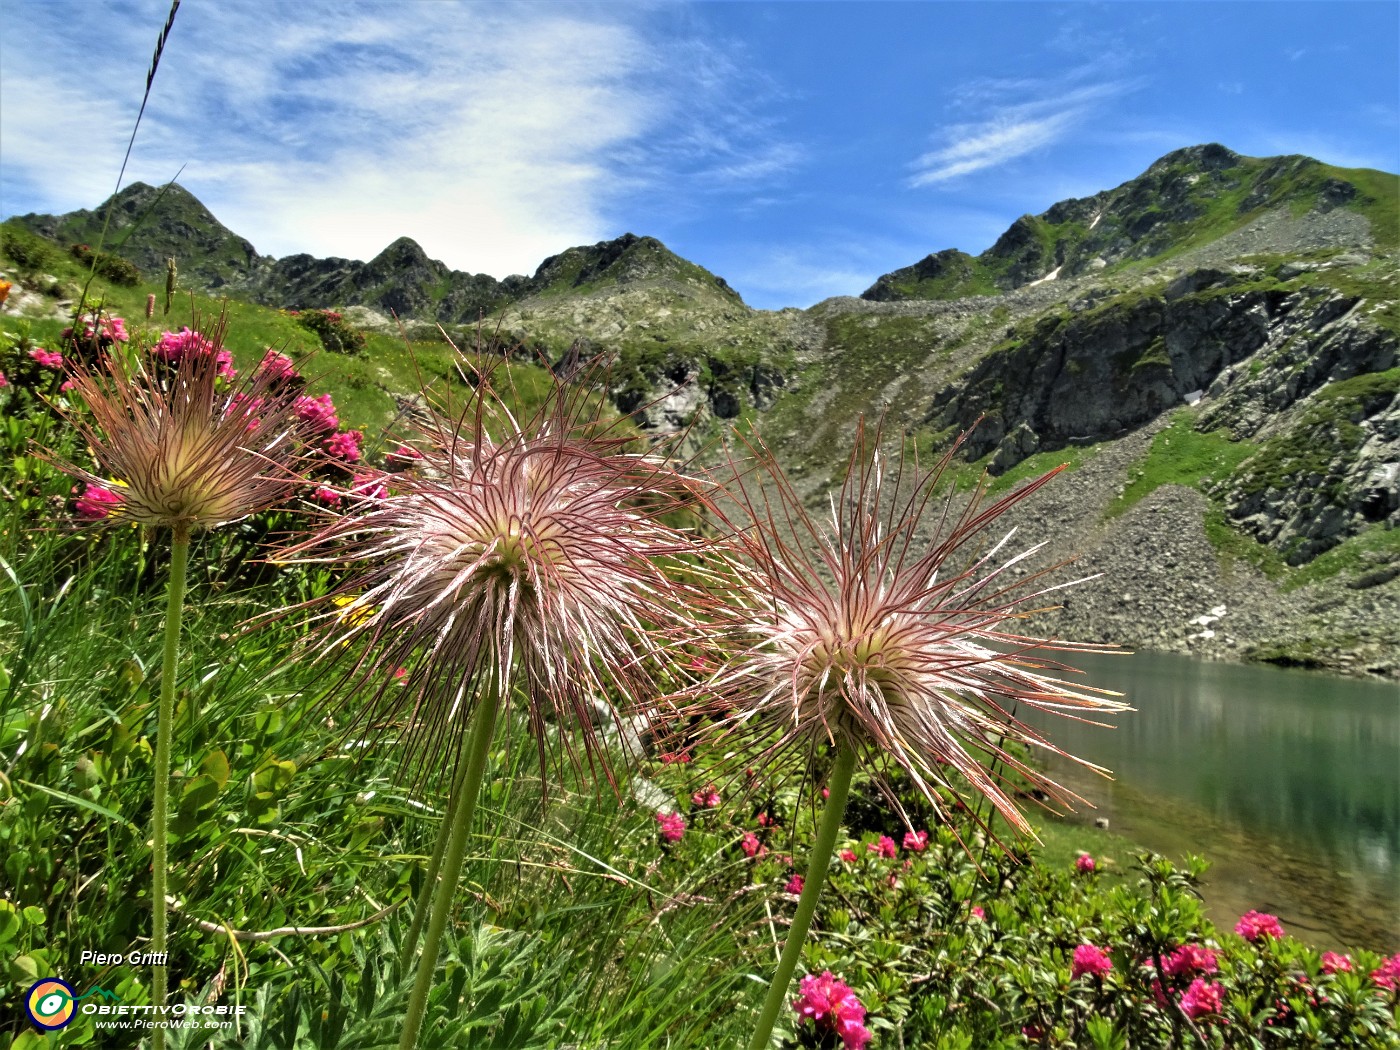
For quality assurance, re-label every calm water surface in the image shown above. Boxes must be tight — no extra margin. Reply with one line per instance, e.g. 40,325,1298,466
1020,650,1399,952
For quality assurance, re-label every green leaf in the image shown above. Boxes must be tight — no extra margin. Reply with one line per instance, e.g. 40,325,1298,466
17,778,138,831
200,748,231,788
0,900,19,944
21,905,45,926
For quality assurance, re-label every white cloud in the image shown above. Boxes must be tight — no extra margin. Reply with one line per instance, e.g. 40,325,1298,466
0,1,797,278
909,76,1138,187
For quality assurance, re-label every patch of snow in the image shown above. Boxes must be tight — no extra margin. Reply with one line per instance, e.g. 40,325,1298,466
1027,266,1062,287
1088,211,1103,230
1184,389,1204,405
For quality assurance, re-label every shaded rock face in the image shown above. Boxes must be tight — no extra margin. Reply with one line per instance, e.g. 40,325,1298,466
931,276,1284,460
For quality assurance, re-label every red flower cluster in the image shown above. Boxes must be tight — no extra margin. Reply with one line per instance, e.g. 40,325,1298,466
74,482,123,519
1234,910,1285,943
1179,978,1224,1019
1075,852,1097,874
152,327,236,379
1163,943,1218,978
867,835,897,859
655,811,685,843
324,429,363,462
690,784,721,809
1071,944,1113,980
793,971,872,1050
1373,953,1400,991
902,829,929,852
294,393,340,433
740,831,766,859
256,350,300,383
1320,951,1352,975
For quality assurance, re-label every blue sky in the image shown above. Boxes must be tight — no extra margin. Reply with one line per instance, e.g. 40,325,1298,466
2,1,1396,310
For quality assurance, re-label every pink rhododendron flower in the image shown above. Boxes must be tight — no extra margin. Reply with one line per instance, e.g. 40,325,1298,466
757,811,772,827
903,829,929,852
294,393,340,433
1320,951,1353,975
793,971,872,1050
867,835,897,859
690,785,721,808
60,378,77,392
785,874,804,894
153,327,215,365
1235,911,1284,942
740,832,764,859
386,443,424,470
971,905,985,920
348,474,387,500
1372,953,1400,990
655,811,685,843
324,429,364,462
659,748,692,764
1179,978,1224,1019
0,371,8,387
1075,853,1096,873
1163,944,1219,978
1071,944,1113,980
257,350,299,383
74,483,123,520
29,348,63,369
839,849,857,864
311,486,343,507
227,392,266,430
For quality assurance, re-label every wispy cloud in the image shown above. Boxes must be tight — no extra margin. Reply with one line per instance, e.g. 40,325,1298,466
909,79,1135,187
0,1,799,277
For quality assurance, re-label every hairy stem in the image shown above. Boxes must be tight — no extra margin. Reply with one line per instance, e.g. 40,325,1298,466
398,688,501,1050
397,759,468,974
151,527,189,1050
747,744,857,1050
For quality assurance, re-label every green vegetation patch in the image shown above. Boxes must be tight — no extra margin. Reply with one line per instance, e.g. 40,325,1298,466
1283,523,1400,592
1107,410,1257,518
1233,368,1400,500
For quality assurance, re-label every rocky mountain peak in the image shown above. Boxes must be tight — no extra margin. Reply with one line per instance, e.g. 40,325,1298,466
861,144,1389,303
1145,142,1243,175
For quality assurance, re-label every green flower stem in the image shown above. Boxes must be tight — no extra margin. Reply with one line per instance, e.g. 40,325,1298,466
397,758,468,974
747,744,858,1050
151,528,190,1050
398,688,501,1050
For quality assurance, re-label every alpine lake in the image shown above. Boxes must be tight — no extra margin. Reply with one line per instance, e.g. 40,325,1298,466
1020,649,1399,953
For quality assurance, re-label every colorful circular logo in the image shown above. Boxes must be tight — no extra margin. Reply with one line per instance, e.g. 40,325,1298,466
26,979,77,1031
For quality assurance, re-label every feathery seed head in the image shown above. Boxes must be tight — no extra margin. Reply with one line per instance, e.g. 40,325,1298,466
54,317,315,537
703,419,1127,837
278,356,713,787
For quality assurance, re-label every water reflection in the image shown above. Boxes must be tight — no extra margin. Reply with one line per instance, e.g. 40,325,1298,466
1021,650,1400,949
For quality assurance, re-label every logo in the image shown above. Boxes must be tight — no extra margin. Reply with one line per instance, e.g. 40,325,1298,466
25,979,77,1030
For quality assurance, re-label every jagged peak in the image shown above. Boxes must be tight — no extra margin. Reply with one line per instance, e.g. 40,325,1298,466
1145,143,1243,174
